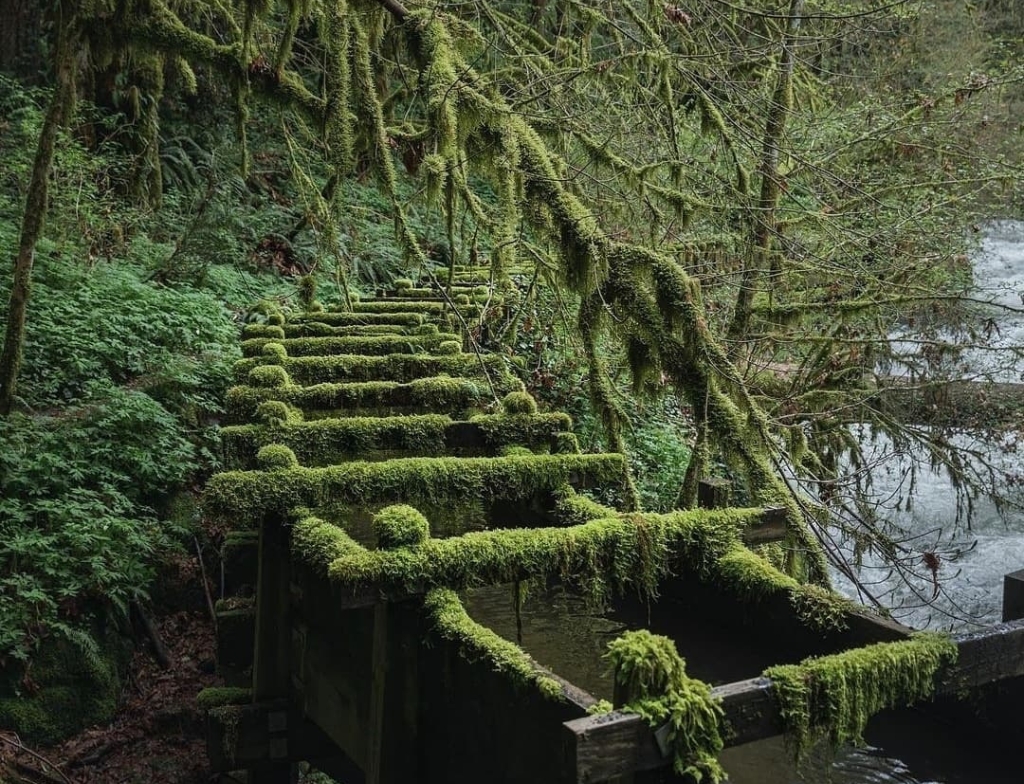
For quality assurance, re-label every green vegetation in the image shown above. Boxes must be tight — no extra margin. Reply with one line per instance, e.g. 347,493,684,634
765,635,958,756
606,630,725,782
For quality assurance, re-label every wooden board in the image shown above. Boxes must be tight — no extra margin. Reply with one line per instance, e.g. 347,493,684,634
563,619,1024,783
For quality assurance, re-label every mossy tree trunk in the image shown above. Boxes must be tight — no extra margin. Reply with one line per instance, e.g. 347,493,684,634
0,12,77,416
726,0,805,356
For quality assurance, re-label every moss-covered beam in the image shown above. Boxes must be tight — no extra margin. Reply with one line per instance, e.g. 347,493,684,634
221,412,573,467
242,323,417,339
240,333,461,358
232,352,512,386
423,588,564,700
288,312,425,327
203,453,629,525
224,376,503,422
322,508,762,603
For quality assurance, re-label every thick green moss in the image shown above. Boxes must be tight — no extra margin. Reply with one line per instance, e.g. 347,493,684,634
326,508,763,601
606,630,725,782
255,400,304,427
352,300,449,314
224,376,506,422
291,511,366,576
289,311,424,327
242,324,287,339
394,278,414,290
0,623,130,745
221,412,574,466
203,453,629,526
501,391,538,415
248,364,291,388
261,342,288,361
435,340,461,355
240,333,461,358
424,588,563,699
374,504,430,548
764,634,958,755
257,444,300,470
197,686,252,709
280,323,415,338
232,352,512,386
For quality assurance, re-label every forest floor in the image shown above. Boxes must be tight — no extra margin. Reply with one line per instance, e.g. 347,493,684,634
2,551,220,784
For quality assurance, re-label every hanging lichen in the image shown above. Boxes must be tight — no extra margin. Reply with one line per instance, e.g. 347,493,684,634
606,630,726,782
764,634,958,758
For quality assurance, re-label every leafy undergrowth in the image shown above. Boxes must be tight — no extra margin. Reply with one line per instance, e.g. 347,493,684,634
1,559,219,784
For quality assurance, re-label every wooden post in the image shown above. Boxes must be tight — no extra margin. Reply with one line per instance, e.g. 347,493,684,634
697,478,731,510
366,601,389,784
250,513,295,784
1003,569,1024,622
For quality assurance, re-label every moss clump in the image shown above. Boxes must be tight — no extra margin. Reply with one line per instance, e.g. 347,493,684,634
241,333,460,358
373,504,430,549
499,445,534,457
197,686,252,709
435,340,461,355
554,432,581,454
606,630,725,782
233,352,512,386
248,364,290,388
254,401,304,427
416,324,439,335
424,588,563,700
454,294,471,305
268,312,285,326
764,634,958,756
291,511,366,576
242,324,286,339
257,444,300,470
502,391,538,415
394,278,414,290
203,453,629,526
290,311,423,327
261,342,288,361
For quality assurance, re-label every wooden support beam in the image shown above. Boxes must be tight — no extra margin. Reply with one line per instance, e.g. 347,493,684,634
366,602,389,784
1003,569,1024,622
250,513,294,784
563,619,1024,783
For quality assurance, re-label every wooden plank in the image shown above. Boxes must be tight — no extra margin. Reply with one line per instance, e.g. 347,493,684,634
366,602,388,784
564,620,1024,783
250,513,293,783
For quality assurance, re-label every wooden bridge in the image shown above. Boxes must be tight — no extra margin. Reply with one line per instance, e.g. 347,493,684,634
199,272,1024,783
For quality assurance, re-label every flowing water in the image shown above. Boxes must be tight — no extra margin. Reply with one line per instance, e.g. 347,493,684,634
464,223,1024,782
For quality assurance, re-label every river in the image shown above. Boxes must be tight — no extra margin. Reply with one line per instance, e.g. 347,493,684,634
465,222,1024,782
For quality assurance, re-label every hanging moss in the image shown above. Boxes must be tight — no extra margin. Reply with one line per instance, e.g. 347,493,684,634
374,504,430,549
324,508,766,604
424,588,563,700
203,453,629,526
764,634,958,756
605,630,725,782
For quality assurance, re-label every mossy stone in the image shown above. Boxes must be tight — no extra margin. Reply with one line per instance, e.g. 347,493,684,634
373,504,430,549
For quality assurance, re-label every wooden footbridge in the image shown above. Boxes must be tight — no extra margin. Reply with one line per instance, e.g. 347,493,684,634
200,271,1024,783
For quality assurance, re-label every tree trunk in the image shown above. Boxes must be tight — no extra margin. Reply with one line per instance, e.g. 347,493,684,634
0,13,77,416
726,0,805,356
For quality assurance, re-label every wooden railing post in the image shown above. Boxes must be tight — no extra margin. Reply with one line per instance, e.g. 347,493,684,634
1003,569,1024,622
250,512,295,784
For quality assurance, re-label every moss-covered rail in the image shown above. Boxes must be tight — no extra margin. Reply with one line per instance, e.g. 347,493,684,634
201,275,1024,784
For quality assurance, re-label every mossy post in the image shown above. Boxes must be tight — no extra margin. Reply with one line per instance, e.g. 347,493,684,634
250,510,293,783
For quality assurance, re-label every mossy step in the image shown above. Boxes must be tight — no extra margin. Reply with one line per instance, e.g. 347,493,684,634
221,412,575,468
243,322,416,339
240,333,462,358
290,311,425,327
225,377,510,423
350,301,482,317
383,286,490,299
203,453,628,526
233,352,512,386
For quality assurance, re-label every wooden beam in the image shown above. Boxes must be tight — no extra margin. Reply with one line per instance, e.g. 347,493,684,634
366,602,389,784
563,619,1024,783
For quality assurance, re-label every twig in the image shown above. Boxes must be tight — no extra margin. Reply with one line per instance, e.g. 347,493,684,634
130,601,172,670
194,536,218,632
0,733,73,784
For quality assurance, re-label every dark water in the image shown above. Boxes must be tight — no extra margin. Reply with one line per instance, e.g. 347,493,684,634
463,583,1024,783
